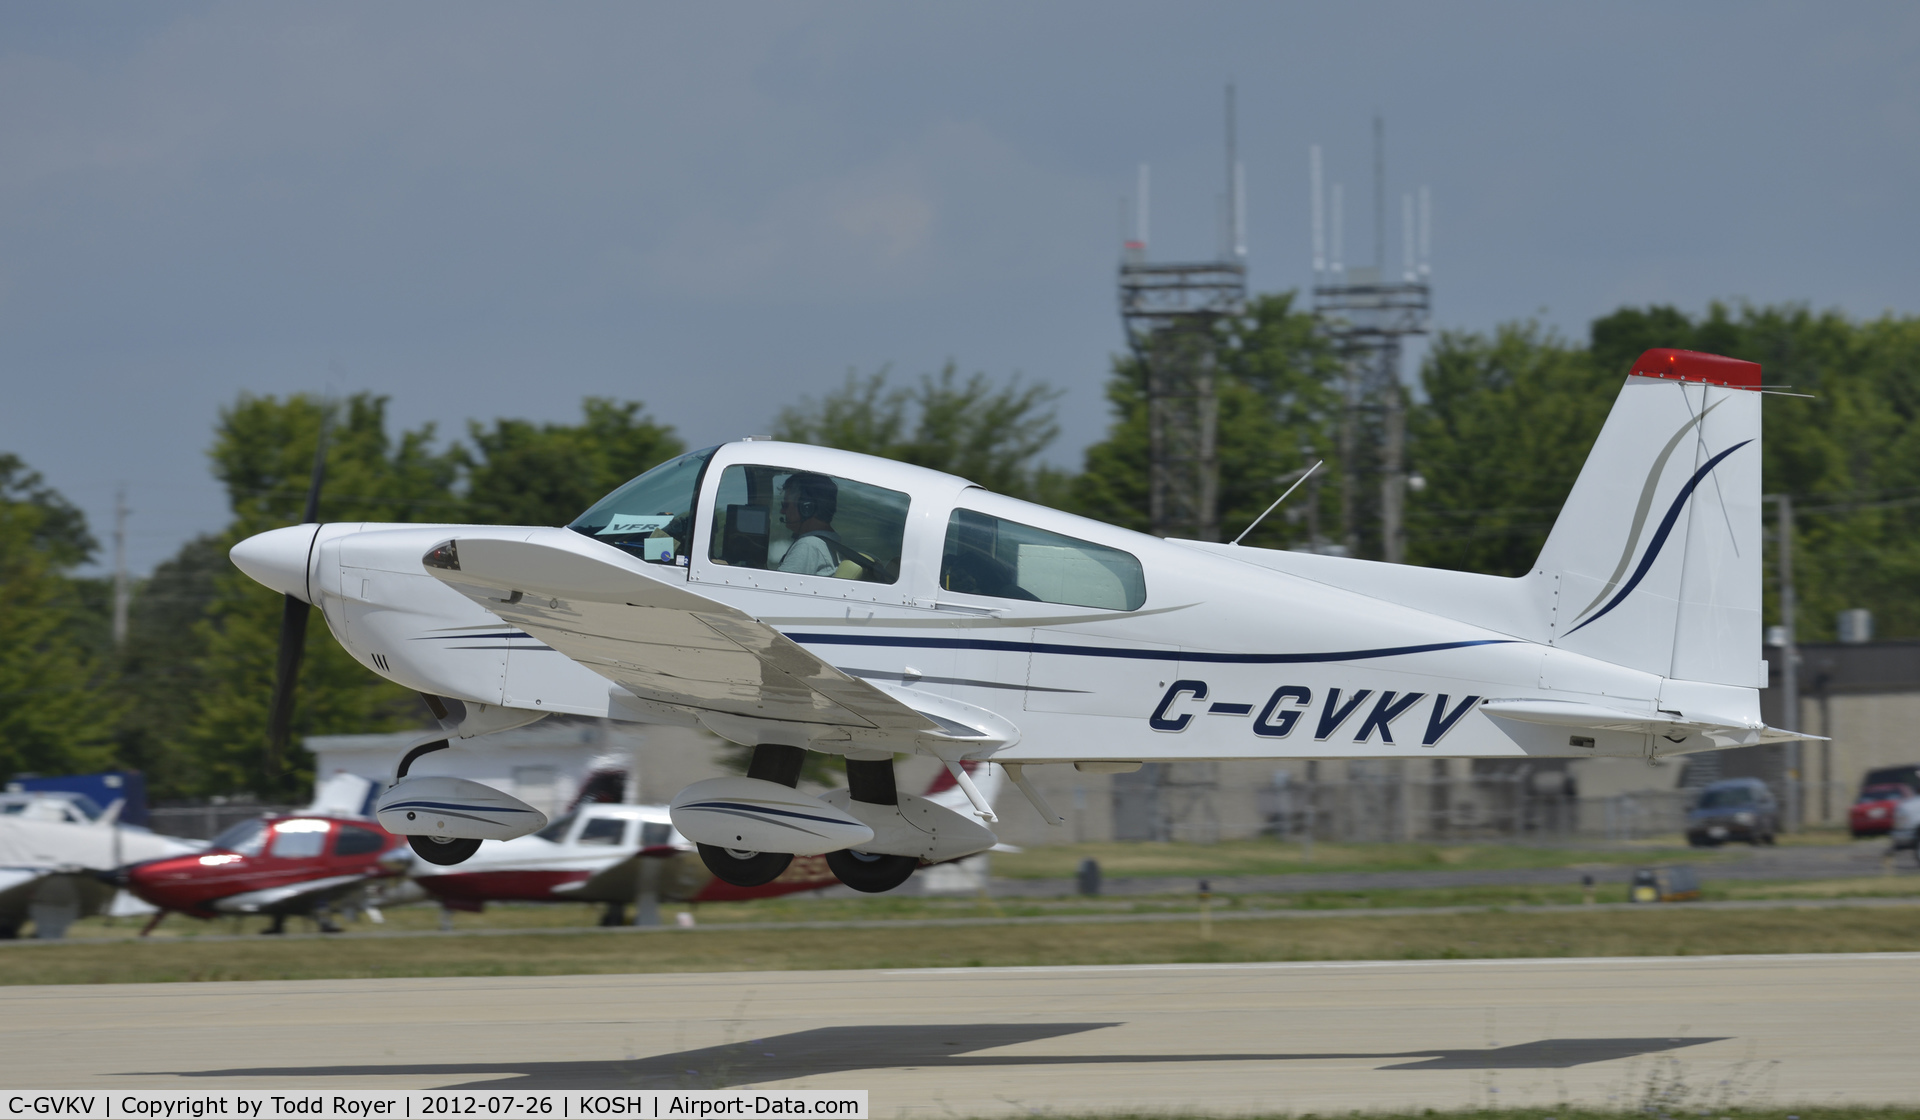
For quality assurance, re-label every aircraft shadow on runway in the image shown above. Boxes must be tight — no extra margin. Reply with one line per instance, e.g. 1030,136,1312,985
150,1024,1727,1089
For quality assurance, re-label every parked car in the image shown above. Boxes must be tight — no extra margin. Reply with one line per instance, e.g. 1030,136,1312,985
1862,764,1920,792
1686,778,1779,847
1849,783,1916,838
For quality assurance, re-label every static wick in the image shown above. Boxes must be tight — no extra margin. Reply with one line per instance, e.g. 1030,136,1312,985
1230,460,1324,546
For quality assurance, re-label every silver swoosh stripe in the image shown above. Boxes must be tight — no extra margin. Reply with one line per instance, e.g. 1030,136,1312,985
1570,399,1723,624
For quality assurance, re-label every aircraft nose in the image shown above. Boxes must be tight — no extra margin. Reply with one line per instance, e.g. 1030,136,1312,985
230,524,320,601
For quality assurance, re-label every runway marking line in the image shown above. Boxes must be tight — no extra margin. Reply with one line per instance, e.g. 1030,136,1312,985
887,950,1920,976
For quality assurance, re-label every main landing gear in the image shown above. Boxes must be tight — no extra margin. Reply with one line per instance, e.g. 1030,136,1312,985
825,758,917,894
695,744,804,887
409,835,482,866
691,746,920,893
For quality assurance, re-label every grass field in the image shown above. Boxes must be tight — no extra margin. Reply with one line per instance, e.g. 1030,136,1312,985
42,868,1920,942
6,903,1918,986
988,837,1738,879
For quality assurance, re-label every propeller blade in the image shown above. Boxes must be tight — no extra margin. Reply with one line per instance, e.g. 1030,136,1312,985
265,402,331,779
265,592,310,777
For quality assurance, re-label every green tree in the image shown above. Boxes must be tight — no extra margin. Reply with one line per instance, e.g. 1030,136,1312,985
0,456,118,778
461,399,683,526
1404,322,1616,576
774,364,1066,503
111,535,226,796
181,394,463,798
1071,293,1339,548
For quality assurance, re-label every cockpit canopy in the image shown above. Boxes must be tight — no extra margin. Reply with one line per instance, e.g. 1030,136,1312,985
569,441,1147,612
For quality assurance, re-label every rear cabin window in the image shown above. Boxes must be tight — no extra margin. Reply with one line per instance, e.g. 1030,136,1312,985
941,509,1146,611
334,825,389,856
707,465,907,584
569,446,719,565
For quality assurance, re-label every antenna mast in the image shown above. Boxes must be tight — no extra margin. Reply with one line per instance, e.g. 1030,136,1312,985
1118,84,1246,544
1312,119,1431,563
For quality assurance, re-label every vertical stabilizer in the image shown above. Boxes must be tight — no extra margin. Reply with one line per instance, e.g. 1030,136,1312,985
1534,350,1764,687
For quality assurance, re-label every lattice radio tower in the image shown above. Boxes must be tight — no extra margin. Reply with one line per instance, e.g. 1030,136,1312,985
1310,117,1431,562
1118,84,1248,542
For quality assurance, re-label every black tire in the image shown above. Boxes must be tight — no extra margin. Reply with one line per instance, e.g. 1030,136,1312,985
826,849,919,893
409,835,482,866
697,843,793,887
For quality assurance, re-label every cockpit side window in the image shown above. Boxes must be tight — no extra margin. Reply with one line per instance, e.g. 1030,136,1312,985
568,446,719,565
941,509,1146,610
705,464,907,584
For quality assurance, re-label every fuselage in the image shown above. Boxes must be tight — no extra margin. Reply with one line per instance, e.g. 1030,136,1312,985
234,439,1764,764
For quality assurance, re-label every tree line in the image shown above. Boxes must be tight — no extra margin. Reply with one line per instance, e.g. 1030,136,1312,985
5,297,1917,799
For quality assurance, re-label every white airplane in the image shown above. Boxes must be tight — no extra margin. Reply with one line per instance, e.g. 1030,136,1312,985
0,792,201,938
231,348,1803,892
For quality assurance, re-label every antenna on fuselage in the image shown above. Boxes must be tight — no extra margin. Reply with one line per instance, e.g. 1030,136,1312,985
1230,459,1324,546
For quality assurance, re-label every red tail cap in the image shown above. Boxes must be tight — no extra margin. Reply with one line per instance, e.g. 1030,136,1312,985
1629,348,1762,390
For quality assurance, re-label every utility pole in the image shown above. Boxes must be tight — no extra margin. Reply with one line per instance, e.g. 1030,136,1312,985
1771,493,1800,831
111,487,130,648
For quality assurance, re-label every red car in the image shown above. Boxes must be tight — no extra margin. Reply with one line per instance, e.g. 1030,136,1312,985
1850,784,1916,838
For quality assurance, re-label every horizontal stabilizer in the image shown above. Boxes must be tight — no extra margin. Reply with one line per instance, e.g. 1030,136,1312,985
1481,698,1818,751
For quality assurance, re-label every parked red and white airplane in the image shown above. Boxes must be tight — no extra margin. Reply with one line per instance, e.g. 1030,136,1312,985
412,762,1001,917
120,814,410,934
231,349,1807,892
0,791,201,938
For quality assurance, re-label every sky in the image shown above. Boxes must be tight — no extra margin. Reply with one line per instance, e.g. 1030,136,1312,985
2,1,1916,576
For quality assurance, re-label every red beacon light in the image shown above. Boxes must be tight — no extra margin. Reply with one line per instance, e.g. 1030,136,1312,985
1629,348,1763,391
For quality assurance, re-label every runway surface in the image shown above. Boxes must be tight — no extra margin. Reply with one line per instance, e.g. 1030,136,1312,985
4,953,1917,1115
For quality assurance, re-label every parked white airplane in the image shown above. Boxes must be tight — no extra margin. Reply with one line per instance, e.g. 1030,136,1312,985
231,348,1803,891
0,792,200,938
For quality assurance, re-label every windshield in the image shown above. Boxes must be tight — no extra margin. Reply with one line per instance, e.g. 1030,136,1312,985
568,446,719,564
1860,785,1913,803
534,812,577,843
1697,786,1755,810
209,818,269,857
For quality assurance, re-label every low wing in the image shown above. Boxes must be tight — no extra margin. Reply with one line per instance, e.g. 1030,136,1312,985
211,874,370,915
427,532,1010,749
1481,699,1814,750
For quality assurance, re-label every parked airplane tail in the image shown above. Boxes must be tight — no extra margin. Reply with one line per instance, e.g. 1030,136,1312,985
1532,349,1764,688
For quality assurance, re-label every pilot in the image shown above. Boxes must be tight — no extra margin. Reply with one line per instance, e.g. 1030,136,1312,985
776,472,845,577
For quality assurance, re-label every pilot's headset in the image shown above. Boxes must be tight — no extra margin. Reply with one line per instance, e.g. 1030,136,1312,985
784,473,838,523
